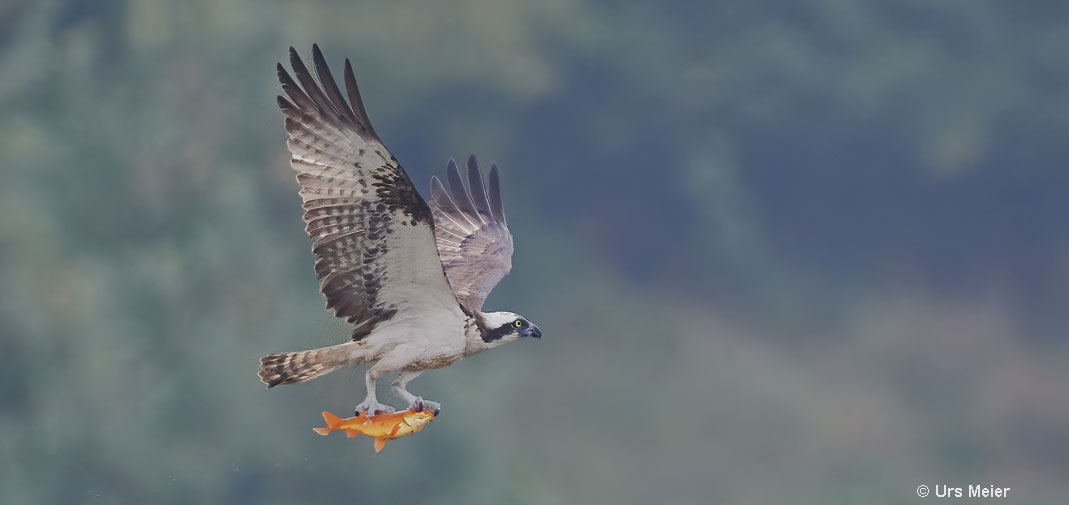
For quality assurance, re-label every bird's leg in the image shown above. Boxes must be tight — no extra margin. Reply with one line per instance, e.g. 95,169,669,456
391,370,441,415
389,371,420,405
354,369,395,417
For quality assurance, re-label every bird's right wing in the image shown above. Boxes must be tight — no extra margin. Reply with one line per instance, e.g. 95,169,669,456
430,156,514,313
276,45,462,339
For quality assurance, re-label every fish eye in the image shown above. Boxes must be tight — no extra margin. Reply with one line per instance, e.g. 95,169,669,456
513,319,524,328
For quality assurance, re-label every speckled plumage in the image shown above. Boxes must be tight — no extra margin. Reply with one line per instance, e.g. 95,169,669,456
259,45,539,415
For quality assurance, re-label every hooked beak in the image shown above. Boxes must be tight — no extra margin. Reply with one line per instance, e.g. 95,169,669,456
522,324,542,339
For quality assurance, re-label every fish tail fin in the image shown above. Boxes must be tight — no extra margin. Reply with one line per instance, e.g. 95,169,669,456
322,411,343,429
373,437,387,453
259,342,365,387
312,411,343,435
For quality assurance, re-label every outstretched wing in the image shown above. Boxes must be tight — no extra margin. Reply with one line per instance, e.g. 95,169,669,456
429,155,514,312
276,45,461,340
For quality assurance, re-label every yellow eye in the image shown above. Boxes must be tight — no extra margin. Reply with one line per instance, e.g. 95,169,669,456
513,319,524,328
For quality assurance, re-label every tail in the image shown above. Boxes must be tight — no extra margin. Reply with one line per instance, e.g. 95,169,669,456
313,411,344,436
258,342,364,387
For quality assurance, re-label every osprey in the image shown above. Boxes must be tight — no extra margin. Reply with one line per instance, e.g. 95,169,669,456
258,45,541,416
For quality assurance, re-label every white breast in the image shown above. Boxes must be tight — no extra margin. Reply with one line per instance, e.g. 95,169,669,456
362,303,469,371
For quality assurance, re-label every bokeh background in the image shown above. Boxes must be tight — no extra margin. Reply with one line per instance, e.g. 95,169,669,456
2,1,1068,503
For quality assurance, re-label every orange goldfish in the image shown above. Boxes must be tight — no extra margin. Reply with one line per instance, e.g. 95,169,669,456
313,409,436,452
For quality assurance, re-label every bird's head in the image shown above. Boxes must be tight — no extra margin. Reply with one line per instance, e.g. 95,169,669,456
478,311,542,345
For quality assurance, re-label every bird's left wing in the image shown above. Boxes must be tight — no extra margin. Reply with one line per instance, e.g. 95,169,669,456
430,156,514,313
276,45,461,339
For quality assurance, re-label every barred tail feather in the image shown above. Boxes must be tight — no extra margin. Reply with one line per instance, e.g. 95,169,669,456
258,342,362,387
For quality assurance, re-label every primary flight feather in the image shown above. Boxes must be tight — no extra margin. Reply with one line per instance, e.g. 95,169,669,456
259,45,540,417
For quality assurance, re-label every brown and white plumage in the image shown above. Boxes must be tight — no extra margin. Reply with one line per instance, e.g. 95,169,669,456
275,45,457,341
430,155,514,313
259,45,540,416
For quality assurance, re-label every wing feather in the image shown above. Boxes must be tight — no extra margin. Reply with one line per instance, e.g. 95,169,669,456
466,156,494,219
487,164,506,224
430,155,514,312
277,45,461,340
447,159,483,227
311,45,361,128
343,58,378,137
288,48,336,120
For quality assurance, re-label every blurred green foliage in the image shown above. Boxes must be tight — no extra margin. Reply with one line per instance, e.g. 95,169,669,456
2,0,1068,504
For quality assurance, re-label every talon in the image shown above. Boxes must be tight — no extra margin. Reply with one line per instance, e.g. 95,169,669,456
355,400,395,417
409,397,440,415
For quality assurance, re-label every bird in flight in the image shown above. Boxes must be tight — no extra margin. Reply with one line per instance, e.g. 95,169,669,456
259,45,541,416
